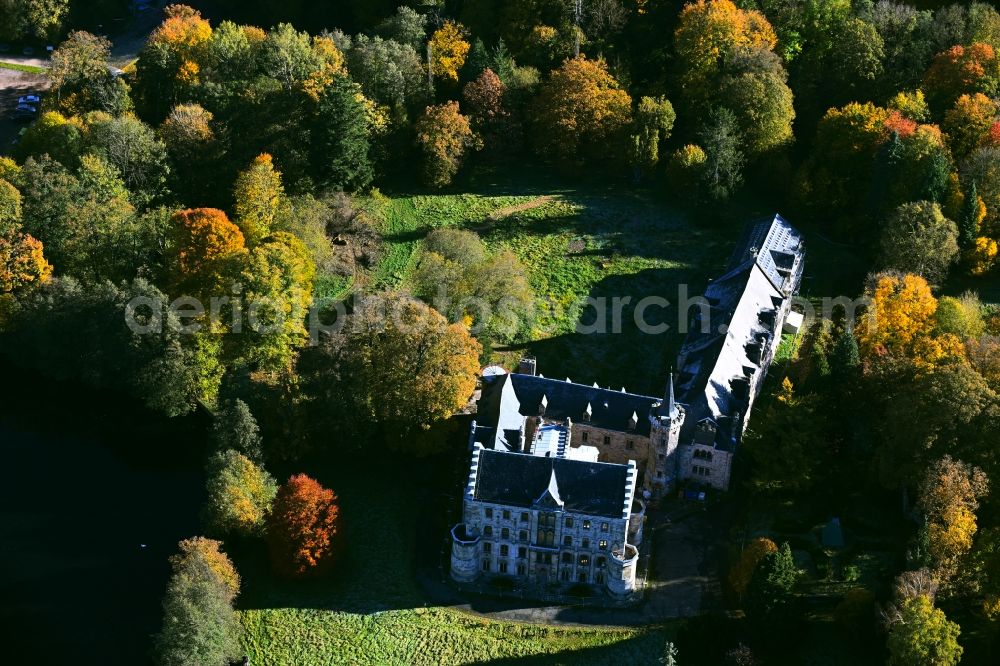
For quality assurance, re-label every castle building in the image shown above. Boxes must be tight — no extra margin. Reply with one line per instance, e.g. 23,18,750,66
450,215,804,596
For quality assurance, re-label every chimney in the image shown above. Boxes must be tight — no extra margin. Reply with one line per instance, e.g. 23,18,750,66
518,356,537,376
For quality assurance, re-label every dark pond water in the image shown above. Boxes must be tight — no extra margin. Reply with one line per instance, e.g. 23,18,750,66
0,365,206,664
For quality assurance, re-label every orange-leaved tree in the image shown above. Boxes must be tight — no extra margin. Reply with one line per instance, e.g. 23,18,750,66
267,474,341,577
167,207,246,296
415,102,477,188
729,536,778,599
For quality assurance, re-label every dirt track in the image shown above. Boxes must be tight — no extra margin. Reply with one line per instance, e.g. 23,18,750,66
0,68,49,156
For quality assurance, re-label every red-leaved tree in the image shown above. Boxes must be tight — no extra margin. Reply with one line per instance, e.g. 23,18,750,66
267,473,341,577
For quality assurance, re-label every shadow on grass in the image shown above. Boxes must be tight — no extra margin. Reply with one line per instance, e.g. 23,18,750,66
467,629,669,665
515,265,711,396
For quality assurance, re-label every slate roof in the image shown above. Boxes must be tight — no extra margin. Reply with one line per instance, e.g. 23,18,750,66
675,214,804,451
727,214,804,294
473,449,631,518
476,373,662,443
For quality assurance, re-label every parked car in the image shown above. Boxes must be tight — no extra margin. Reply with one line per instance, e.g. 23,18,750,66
18,94,41,105
12,104,37,122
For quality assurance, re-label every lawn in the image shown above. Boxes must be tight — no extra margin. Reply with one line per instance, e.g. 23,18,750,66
240,607,662,665
361,179,743,395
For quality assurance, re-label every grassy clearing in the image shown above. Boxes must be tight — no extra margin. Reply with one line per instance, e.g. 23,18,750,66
362,191,533,289
0,61,45,74
240,607,663,665
364,183,739,394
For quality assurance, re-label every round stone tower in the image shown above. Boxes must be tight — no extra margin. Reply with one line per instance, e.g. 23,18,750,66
605,543,639,597
450,523,480,583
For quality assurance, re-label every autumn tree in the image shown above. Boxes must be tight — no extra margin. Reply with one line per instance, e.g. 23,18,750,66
302,296,481,448
15,111,84,167
802,102,891,226
156,104,221,202
154,536,241,666
267,474,341,577
856,273,963,366
942,93,997,160
429,20,471,83
231,231,316,373
728,536,778,599
935,292,986,340
886,595,962,666
415,102,477,188
530,56,632,164
167,208,246,296
134,4,213,120
673,0,777,107
203,449,278,537
923,42,999,114
233,154,285,246
630,96,676,180
0,232,52,294
918,455,989,583
879,202,959,283
463,68,520,153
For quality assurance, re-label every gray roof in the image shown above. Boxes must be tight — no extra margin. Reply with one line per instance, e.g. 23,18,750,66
727,214,804,294
475,373,661,448
675,214,804,451
473,449,631,518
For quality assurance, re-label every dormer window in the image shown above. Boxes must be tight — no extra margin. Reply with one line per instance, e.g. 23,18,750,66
583,402,592,421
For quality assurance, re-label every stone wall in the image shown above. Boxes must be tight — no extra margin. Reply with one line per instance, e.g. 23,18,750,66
677,443,733,490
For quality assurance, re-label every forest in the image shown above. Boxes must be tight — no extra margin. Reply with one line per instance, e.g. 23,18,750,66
3,0,1000,664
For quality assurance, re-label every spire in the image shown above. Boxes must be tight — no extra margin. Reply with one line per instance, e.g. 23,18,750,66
667,370,676,417
658,368,679,420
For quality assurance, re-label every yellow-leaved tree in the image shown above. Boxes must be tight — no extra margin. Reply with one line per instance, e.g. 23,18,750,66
429,20,470,82
918,455,989,585
233,153,285,246
856,273,965,369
